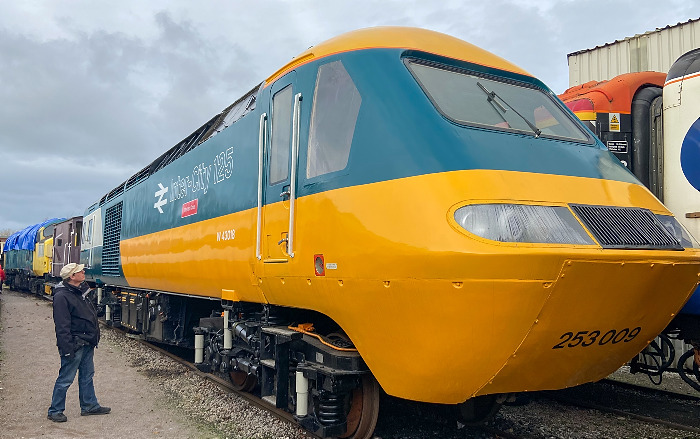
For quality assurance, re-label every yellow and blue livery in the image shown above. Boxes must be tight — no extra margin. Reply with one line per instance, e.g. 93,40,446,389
79,27,700,438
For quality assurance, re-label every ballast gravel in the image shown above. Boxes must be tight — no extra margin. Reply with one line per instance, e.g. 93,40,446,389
101,329,312,439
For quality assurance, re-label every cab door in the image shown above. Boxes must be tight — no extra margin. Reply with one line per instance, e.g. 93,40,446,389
81,209,103,272
259,73,302,263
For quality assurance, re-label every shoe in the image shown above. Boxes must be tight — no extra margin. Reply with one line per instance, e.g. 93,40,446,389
47,413,67,422
81,406,111,416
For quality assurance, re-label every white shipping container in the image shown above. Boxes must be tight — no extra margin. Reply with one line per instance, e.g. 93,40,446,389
568,18,700,87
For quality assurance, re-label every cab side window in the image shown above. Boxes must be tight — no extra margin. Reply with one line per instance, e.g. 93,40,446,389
307,61,362,178
83,218,93,245
270,85,294,185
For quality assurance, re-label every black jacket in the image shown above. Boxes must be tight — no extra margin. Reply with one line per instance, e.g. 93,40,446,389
53,281,100,356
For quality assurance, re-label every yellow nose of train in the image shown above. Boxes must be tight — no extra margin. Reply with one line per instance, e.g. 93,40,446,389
477,258,697,397
313,169,700,404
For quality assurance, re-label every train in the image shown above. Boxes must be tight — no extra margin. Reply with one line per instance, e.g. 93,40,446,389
3,217,83,293
3,28,700,438
558,47,700,389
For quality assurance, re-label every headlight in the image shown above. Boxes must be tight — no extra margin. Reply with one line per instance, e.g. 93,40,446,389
655,215,700,249
454,204,595,244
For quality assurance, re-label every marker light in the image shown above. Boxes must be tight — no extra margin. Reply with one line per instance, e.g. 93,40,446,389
314,254,325,276
454,204,595,244
655,215,700,249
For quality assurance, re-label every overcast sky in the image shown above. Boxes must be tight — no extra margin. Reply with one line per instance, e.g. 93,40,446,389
0,1,697,233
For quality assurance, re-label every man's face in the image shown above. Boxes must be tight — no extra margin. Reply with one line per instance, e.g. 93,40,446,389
70,269,85,282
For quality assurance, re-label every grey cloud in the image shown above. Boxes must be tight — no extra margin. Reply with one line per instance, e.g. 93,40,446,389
0,11,260,231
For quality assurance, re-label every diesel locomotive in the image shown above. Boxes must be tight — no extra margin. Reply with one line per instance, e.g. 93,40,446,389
3,216,83,294
4,28,700,438
3,218,67,294
559,48,700,390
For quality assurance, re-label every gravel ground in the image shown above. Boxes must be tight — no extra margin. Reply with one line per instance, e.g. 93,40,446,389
2,287,700,439
0,288,310,439
495,399,699,439
373,384,700,439
101,329,311,439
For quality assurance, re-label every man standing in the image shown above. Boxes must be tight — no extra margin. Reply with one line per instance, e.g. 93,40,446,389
47,263,110,422
0,264,5,292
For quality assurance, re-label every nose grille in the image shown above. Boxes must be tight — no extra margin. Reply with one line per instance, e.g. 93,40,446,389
570,204,682,250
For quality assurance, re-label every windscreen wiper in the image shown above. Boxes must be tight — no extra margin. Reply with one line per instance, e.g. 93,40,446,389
477,82,541,137
479,84,510,127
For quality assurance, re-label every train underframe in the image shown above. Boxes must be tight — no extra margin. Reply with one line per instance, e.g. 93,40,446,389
630,315,700,392
4,268,54,296
94,285,506,438
97,286,384,438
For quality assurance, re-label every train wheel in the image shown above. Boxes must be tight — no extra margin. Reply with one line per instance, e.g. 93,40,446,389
457,394,502,425
339,374,380,439
229,370,256,392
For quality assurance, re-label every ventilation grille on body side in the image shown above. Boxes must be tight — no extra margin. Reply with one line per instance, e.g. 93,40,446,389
570,204,682,250
102,202,123,276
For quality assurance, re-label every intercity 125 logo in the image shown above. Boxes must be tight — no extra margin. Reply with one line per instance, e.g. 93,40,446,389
154,183,168,213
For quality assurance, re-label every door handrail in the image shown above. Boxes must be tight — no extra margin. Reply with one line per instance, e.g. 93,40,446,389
256,112,267,260
288,93,302,258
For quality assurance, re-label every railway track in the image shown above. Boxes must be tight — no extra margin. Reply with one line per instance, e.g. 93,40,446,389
540,379,700,436
30,291,700,438
602,376,700,402
118,327,535,439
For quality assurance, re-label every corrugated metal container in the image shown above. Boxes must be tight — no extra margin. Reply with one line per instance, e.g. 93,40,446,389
568,18,700,86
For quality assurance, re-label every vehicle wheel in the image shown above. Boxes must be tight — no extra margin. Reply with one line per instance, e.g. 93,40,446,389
229,370,256,392
339,374,380,439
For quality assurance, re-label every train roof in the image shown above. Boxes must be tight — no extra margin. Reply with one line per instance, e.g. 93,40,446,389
666,48,700,85
558,71,666,114
89,82,262,211
90,27,533,212
265,26,532,86
3,218,64,252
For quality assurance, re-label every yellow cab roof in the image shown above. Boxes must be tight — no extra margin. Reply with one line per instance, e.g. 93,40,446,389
265,26,532,86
